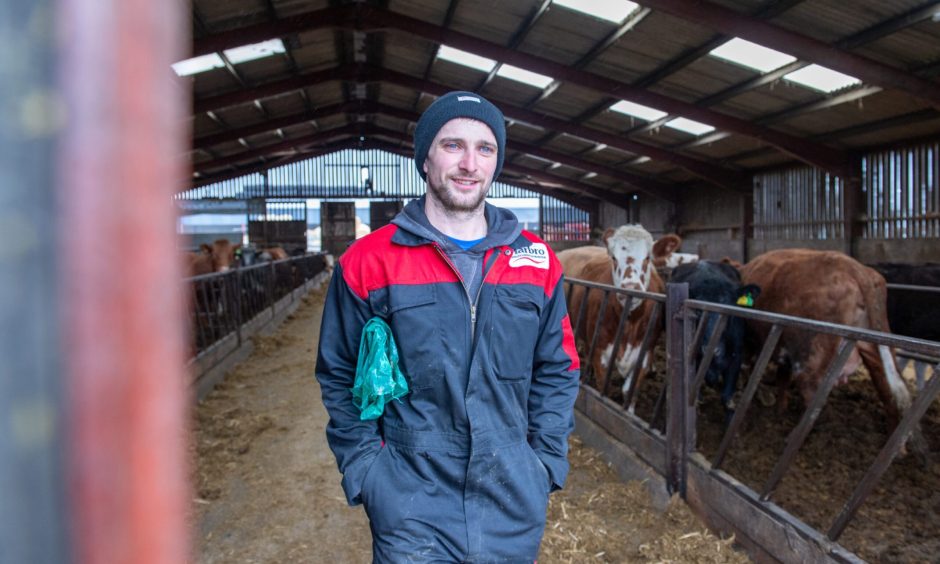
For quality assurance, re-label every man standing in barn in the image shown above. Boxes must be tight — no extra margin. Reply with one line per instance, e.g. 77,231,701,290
315,91,581,562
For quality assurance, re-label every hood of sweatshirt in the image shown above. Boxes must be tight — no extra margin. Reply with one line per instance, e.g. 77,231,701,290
390,195,522,252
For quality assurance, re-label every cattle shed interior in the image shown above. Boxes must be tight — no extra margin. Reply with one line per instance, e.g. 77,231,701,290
184,0,940,264
4,1,940,563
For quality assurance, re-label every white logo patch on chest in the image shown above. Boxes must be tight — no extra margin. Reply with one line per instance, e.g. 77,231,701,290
509,243,550,269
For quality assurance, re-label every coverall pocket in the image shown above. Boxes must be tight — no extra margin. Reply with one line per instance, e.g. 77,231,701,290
359,444,391,509
490,291,540,380
374,287,443,390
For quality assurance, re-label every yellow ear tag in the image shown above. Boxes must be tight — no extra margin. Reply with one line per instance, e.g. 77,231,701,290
736,294,753,307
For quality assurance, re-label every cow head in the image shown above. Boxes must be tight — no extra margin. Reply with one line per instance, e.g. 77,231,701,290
201,239,241,272
603,225,655,312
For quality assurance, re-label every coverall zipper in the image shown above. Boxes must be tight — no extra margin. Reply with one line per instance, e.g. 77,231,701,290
431,243,501,338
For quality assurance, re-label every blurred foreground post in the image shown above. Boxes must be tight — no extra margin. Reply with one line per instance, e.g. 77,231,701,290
59,0,191,562
0,1,67,562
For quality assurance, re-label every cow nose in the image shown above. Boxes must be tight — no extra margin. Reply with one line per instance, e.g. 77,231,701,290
620,281,642,292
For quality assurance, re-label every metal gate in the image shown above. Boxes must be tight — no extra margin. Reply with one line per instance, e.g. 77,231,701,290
370,200,403,232
321,201,357,257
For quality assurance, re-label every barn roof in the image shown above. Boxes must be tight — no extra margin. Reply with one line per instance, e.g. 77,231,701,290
184,0,940,207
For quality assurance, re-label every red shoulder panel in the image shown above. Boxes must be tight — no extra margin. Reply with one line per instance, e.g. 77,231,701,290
339,225,459,299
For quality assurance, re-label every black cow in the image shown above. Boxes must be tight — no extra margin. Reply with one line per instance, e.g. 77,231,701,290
672,260,760,414
870,263,940,343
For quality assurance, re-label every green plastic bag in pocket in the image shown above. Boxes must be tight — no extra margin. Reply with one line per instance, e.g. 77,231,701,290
352,317,409,420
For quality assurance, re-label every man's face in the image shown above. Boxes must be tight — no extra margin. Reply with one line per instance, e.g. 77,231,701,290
423,118,498,213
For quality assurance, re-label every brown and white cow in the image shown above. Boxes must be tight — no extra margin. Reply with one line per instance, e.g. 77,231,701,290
739,249,923,448
652,233,699,270
558,225,666,405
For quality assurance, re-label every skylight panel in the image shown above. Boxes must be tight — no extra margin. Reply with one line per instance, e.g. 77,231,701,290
223,39,286,65
496,65,554,89
609,100,667,121
665,118,715,136
552,0,639,24
709,38,796,73
171,53,224,77
784,64,861,93
437,45,496,73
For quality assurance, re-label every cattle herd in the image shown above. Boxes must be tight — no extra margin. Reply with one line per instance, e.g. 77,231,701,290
559,225,939,457
184,239,333,353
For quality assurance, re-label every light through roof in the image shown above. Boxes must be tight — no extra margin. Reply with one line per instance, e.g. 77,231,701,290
172,39,287,77
709,38,796,73
665,118,715,136
223,39,286,64
784,64,861,93
552,0,639,24
437,45,496,73
172,53,224,76
609,100,667,121
497,64,554,89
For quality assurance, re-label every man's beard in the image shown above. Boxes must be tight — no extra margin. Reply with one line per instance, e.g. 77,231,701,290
428,175,490,214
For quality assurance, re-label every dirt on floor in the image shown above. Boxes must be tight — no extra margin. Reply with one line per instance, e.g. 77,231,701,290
600,344,940,564
191,282,750,563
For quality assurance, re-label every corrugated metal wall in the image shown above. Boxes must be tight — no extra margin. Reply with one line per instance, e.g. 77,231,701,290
180,149,590,241
181,149,539,200
863,141,939,240
753,167,845,241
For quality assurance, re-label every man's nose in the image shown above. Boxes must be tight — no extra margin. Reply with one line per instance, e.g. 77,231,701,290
458,149,477,172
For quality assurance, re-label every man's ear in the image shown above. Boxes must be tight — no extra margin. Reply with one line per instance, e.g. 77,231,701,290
423,159,429,175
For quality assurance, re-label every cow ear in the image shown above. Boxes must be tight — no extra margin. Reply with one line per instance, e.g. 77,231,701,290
653,234,681,258
602,228,615,245
721,256,743,270
200,243,212,254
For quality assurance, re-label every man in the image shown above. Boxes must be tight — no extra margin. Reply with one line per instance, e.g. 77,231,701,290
315,91,581,562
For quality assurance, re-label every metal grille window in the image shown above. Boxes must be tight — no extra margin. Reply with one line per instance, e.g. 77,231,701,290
541,195,590,242
862,142,939,239
753,167,844,240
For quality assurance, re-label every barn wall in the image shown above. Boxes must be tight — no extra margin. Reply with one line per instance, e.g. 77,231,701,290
675,188,747,262
748,238,844,256
856,240,940,264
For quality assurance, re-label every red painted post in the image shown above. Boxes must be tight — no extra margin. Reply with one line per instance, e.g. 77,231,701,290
58,0,190,562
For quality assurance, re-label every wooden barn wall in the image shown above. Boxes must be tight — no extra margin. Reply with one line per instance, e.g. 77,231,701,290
674,187,747,262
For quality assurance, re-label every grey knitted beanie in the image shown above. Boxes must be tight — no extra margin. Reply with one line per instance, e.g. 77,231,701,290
413,91,506,181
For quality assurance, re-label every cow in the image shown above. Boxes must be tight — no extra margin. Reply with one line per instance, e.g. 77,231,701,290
869,263,940,343
652,233,699,270
187,239,241,274
739,249,925,453
558,225,666,407
671,260,760,415
260,246,290,262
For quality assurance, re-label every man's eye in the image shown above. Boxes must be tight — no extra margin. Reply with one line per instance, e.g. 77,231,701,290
480,145,495,154
444,142,460,150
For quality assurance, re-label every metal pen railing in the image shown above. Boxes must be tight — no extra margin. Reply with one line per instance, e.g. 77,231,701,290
563,274,940,553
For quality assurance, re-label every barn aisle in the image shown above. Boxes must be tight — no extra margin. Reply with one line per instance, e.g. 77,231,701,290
191,281,749,563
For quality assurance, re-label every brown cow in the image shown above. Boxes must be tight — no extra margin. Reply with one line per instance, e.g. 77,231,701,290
260,246,289,261
739,249,923,449
188,239,241,274
558,225,666,407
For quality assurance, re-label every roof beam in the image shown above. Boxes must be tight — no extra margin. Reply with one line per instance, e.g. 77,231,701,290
637,0,940,109
192,64,747,189
191,4,853,177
